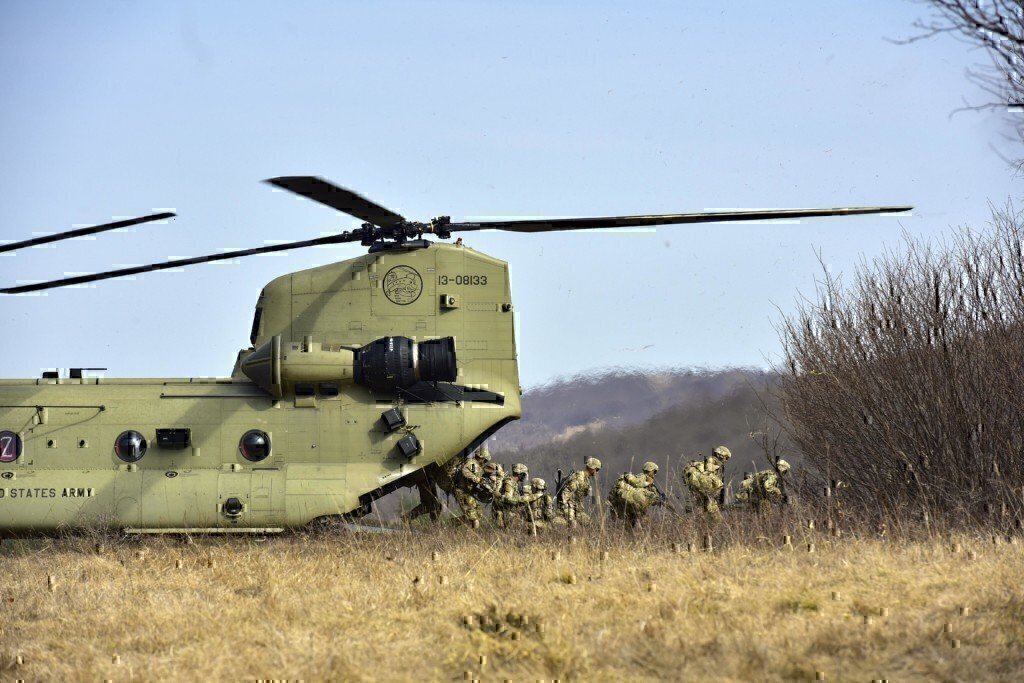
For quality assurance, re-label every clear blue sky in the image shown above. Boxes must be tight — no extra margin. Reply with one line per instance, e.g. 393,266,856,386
0,1,1018,387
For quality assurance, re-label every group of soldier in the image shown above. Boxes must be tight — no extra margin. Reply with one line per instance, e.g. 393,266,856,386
408,442,792,530
450,444,595,530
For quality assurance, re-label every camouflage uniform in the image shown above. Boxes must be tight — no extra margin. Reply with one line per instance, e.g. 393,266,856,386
405,446,470,523
736,460,790,513
526,478,562,528
558,457,602,528
454,445,492,526
607,461,660,528
481,462,503,506
683,446,731,520
493,463,538,528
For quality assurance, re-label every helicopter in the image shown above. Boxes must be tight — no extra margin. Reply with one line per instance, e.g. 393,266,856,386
0,177,910,535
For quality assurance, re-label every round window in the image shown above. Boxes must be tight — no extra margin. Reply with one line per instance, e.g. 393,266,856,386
0,431,22,463
114,430,148,462
239,430,271,462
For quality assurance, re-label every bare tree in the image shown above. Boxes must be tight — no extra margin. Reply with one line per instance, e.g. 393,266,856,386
908,1,1024,162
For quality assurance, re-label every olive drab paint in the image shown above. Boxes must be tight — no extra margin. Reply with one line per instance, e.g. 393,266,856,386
0,241,521,533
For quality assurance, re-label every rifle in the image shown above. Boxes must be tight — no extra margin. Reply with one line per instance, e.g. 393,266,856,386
474,473,497,504
554,468,570,501
651,479,684,517
651,479,669,505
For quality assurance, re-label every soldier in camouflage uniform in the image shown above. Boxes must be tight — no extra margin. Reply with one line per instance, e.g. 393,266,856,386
607,461,661,528
736,459,790,513
482,462,503,504
404,442,481,524
493,463,539,528
453,445,492,527
526,477,562,528
558,457,602,529
683,446,731,520
401,469,445,523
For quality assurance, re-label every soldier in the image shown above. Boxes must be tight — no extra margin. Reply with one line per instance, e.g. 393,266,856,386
482,462,504,501
453,444,492,528
527,477,561,528
400,468,444,524
683,446,731,520
404,444,476,524
557,457,602,529
736,459,790,513
493,463,538,528
607,461,661,528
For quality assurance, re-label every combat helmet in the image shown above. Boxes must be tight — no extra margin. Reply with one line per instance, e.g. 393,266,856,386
712,446,731,462
776,459,791,474
475,444,491,462
531,477,546,491
585,457,602,471
512,463,529,476
642,461,659,474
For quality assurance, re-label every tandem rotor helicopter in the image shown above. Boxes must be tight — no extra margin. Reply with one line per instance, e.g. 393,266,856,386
0,177,910,535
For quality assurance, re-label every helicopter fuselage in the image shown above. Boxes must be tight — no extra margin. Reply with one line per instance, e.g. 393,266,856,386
0,241,521,534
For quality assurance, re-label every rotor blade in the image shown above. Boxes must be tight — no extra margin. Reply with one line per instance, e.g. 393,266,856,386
265,176,406,228
0,212,176,254
445,206,912,233
0,230,364,294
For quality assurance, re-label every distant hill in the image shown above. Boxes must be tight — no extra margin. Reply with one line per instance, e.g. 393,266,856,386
492,368,764,452
490,368,794,499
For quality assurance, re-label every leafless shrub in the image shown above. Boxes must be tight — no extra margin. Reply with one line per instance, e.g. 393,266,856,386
777,207,1024,524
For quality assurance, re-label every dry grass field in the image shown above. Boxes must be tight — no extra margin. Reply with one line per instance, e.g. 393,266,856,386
2,518,1023,682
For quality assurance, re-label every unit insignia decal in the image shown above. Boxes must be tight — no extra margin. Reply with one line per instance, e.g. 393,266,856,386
383,265,423,305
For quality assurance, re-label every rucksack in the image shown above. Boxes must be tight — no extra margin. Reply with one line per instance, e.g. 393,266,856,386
608,473,631,502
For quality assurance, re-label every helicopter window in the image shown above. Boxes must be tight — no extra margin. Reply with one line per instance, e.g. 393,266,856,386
319,382,339,397
295,383,315,397
0,431,23,463
114,430,148,462
239,430,271,462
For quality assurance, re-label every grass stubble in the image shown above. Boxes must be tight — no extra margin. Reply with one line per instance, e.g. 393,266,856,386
1,513,1023,682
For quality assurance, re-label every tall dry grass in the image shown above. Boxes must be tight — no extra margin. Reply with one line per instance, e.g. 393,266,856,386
1,515,1022,681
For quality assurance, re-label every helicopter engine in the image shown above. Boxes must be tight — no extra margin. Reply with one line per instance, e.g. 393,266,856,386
354,336,457,393
240,334,457,398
